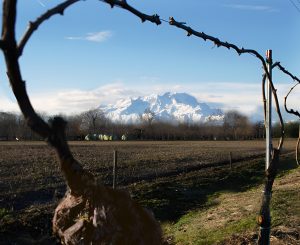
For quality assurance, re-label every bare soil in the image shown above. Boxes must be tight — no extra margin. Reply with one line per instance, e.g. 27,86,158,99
0,140,298,244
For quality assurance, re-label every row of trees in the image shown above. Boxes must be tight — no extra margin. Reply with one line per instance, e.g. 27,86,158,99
0,109,298,141
0,109,109,140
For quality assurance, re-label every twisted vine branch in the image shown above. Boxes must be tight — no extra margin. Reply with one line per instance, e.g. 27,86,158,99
276,62,300,83
286,84,300,166
258,65,285,244
1,0,90,194
18,0,161,57
166,16,289,244
167,17,285,141
273,63,300,166
168,17,271,82
284,83,300,118
262,63,285,150
168,17,284,150
18,0,80,57
1,0,162,194
1,1,163,243
99,0,161,25
2,1,300,243
273,63,300,118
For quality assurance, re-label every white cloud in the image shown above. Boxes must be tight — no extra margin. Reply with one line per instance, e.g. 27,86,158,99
224,4,278,12
189,82,262,114
85,31,113,42
0,97,19,112
65,31,113,43
0,82,298,121
0,82,183,115
27,83,141,115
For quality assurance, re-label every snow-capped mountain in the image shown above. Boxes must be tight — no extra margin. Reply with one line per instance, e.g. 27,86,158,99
99,92,224,124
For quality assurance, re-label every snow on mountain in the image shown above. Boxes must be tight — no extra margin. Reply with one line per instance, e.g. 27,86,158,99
99,92,224,124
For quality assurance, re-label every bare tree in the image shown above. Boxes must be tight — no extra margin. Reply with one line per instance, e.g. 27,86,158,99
223,110,252,140
254,121,265,139
0,111,18,140
140,108,156,126
65,114,84,140
0,1,162,244
80,108,107,135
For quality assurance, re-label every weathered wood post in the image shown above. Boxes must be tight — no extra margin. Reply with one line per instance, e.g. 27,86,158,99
265,50,273,174
113,150,118,189
258,49,273,245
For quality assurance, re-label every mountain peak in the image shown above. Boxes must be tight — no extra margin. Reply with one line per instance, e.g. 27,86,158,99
99,92,223,124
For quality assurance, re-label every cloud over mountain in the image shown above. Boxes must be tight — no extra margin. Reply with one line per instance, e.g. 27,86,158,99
99,92,224,124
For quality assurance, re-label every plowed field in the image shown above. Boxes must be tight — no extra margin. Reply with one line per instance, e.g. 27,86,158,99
0,140,297,244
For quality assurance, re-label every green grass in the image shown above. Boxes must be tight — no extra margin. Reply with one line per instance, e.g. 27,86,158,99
271,188,300,227
162,156,300,244
0,208,14,229
164,211,257,245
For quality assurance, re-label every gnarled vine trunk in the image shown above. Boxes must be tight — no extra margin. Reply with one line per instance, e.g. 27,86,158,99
1,1,162,244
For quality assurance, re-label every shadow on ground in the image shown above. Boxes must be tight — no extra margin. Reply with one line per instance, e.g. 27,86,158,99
132,153,298,222
0,153,298,244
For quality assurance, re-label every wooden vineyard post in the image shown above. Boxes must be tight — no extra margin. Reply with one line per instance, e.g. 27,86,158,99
257,50,273,245
113,150,118,189
265,50,273,173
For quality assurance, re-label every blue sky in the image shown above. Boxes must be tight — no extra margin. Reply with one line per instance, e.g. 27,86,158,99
0,0,299,120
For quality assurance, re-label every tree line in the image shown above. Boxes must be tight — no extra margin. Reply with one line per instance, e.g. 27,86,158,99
0,109,298,141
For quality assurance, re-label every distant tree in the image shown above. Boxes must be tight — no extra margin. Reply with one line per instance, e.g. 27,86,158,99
254,121,265,139
66,114,84,140
140,108,156,127
80,108,107,135
223,110,253,140
16,114,36,140
0,112,17,140
283,121,299,138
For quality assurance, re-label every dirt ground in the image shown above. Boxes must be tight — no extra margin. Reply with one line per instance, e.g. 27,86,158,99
0,140,298,244
220,165,300,245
